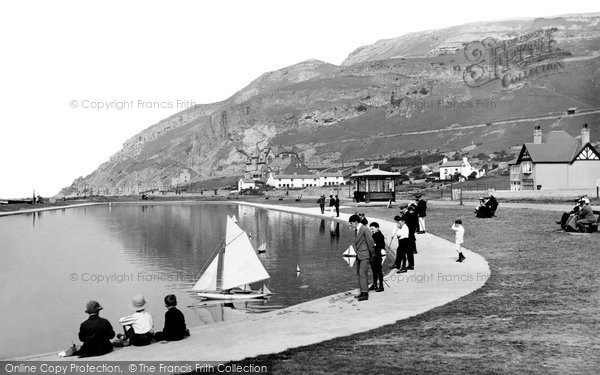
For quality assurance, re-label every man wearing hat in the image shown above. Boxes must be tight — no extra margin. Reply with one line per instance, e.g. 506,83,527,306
74,300,115,357
415,193,427,233
571,197,595,232
117,294,154,346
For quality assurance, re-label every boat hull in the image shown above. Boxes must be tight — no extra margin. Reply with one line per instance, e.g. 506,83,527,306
196,292,269,300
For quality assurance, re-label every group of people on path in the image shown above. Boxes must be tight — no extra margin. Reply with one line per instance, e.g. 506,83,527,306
318,194,340,217
72,294,189,358
346,194,448,301
557,196,596,232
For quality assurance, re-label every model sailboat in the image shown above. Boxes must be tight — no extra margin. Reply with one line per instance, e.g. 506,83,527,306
342,245,356,267
257,242,267,254
193,216,271,300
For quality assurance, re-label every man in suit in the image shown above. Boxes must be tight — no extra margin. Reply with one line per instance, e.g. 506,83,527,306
349,214,375,301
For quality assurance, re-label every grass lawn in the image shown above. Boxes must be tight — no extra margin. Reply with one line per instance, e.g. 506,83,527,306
199,204,600,374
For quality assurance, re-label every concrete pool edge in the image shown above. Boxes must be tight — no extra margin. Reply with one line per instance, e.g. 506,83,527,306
16,202,490,363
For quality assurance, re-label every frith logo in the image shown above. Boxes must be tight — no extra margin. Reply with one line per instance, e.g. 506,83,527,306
463,28,569,88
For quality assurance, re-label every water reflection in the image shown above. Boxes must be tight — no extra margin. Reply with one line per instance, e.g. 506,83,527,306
0,203,357,359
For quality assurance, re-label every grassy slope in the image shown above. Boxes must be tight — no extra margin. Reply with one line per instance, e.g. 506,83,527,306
201,205,600,374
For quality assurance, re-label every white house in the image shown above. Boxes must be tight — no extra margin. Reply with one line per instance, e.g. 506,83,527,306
266,173,319,188
238,178,256,192
439,157,484,181
318,172,345,186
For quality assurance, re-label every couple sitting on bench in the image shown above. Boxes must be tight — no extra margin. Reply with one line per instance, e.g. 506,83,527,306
557,196,597,232
475,195,498,218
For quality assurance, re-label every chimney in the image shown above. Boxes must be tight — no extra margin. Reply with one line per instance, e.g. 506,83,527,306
442,157,448,165
581,124,590,146
462,157,468,164
533,126,542,144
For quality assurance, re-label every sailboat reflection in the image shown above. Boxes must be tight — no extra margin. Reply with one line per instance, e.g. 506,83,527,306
187,298,283,325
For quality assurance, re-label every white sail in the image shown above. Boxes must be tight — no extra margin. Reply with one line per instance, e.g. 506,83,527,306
258,242,267,251
261,284,272,295
344,256,356,267
221,216,270,290
192,254,219,291
343,245,356,257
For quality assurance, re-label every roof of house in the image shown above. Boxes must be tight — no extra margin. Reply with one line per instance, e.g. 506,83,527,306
240,178,255,183
440,160,464,167
282,154,312,175
520,131,582,163
351,169,401,177
319,172,344,177
272,174,319,179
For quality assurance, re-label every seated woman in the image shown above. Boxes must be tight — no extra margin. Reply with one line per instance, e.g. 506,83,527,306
557,199,581,230
574,197,595,232
153,294,190,342
475,195,498,218
116,295,153,346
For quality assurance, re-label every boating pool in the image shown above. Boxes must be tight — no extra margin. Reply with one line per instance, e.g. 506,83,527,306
0,203,359,359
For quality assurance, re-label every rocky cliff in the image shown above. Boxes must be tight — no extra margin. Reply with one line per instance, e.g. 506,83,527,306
60,13,600,196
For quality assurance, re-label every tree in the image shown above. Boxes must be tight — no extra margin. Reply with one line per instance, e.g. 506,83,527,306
468,171,478,180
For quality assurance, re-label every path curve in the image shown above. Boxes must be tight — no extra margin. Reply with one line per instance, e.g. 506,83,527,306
22,202,490,363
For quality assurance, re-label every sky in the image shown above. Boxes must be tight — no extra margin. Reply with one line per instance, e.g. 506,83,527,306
0,0,598,198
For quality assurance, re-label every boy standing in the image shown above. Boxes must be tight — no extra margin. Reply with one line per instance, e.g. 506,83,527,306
389,215,410,273
451,220,466,262
368,222,385,292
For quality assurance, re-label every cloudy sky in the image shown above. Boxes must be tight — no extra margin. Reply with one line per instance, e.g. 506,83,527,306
0,0,597,198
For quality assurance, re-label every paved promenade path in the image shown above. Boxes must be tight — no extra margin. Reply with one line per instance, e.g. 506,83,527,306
24,202,489,363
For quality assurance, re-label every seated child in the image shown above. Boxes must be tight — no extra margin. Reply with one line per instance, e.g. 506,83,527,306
74,300,115,357
153,294,190,342
116,294,154,346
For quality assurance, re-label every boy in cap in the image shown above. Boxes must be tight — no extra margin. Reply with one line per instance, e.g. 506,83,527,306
117,294,154,346
389,215,409,273
415,193,427,233
74,300,115,357
154,294,190,342
368,222,385,292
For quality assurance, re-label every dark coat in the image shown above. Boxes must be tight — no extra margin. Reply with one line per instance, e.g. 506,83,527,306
161,307,187,341
404,211,419,240
352,224,375,260
416,199,427,217
77,314,115,357
371,231,385,258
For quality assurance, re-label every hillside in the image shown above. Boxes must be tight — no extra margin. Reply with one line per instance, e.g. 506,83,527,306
60,13,600,195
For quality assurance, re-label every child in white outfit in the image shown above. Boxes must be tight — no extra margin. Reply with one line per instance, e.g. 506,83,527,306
451,219,465,262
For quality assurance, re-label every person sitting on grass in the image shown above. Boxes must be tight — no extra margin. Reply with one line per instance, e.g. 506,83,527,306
74,300,115,358
115,294,154,347
153,294,190,342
